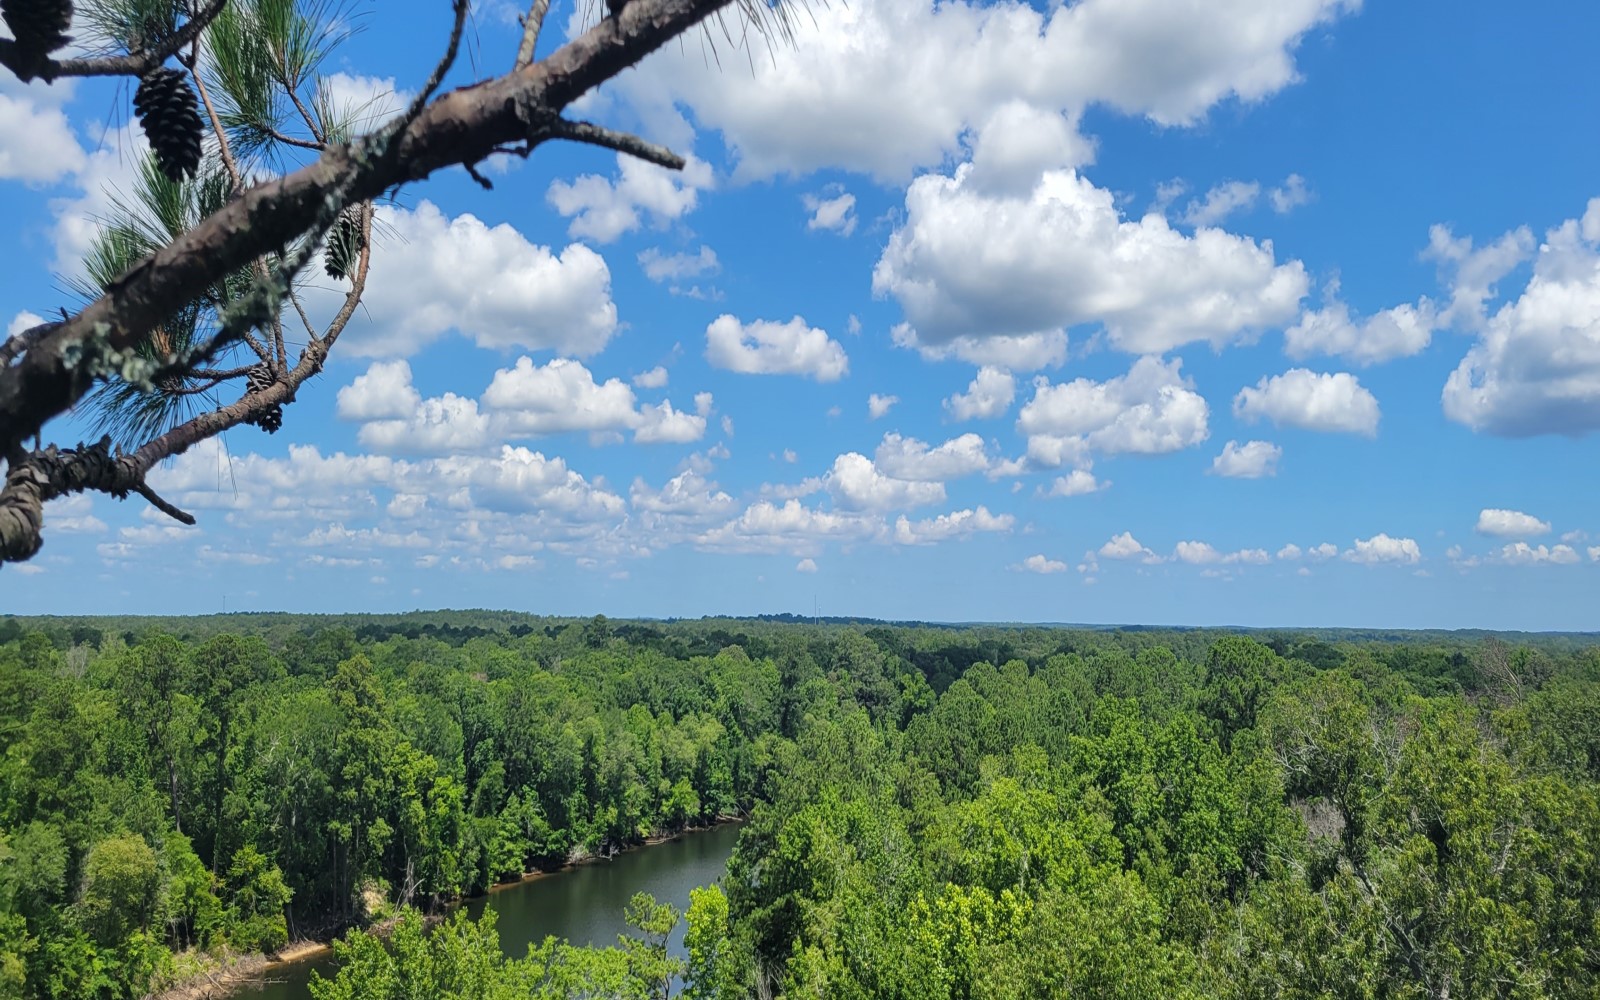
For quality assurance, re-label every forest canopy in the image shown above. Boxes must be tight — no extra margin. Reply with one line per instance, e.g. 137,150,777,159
2,613,1599,998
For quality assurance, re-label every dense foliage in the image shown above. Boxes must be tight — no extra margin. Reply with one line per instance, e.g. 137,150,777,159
2,614,1598,998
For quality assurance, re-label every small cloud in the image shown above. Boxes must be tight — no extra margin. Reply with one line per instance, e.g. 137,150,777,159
796,558,818,573
1183,180,1260,226
1498,542,1580,566
1210,439,1281,478
1269,174,1312,214
1014,554,1068,574
803,189,857,236
633,366,669,388
638,245,720,283
1046,469,1106,497
1099,531,1161,563
1277,544,1302,560
868,393,899,419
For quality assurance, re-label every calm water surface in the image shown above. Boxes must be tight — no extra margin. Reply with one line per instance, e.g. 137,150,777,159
242,823,743,1000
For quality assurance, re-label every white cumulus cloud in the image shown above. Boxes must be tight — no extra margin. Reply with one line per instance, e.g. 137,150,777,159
1015,554,1069,574
1442,199,1600,436
547,154,713,243
824,453,947,512
874,432,992,481
945,366,1017,420
331,201,618,358
1099,531,1161,563
804,190,858,235
874,164,1308,356
1234,369,1380,435
1475,508,1551,538
1497,542,1580,565
1018,356,1210,458
1345,534,1421,565
1210,439,1282,478
705,315,849,380
1285,281,1436,365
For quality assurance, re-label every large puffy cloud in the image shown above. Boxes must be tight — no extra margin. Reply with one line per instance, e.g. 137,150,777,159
483,357,643,436
1017,356,1210,458
824,453,946,512
358,394,492,456
1234,369,1380,435
1475,508,1551,538
705,315,849,380
337,360,423,421
547,154,713,243
613,0,1357,180
1442,200,1600,436
874,166,1307,355
874,433,992,481
333,201,618,357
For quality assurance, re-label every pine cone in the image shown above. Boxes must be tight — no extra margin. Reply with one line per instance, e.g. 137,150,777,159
323,209,365,281
1,0,73,58
133,68,202,183
244,363,283,434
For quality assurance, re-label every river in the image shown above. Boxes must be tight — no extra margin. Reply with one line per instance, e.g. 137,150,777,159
240,823,744,999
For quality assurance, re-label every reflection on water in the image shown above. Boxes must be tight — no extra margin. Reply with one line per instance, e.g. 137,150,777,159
241,823,743,1000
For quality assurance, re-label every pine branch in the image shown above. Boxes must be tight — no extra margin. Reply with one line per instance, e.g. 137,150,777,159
0,0,230,83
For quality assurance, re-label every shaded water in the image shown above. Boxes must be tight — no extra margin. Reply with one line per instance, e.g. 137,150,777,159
241,823,743,999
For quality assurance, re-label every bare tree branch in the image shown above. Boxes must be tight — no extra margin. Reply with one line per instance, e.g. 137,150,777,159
549,118,685,169
0,318,58,367
187,48,243,189
132,482,195,524
0,0,230,82
516,0,554,69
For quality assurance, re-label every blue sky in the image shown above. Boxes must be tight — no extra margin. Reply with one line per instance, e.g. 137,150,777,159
3,0,1599,628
